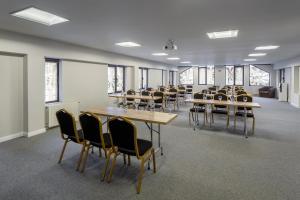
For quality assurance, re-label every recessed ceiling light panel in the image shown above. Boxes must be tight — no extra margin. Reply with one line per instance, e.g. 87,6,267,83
152,53,168,56
11,7,69,26
255,45,280,50
207,30,239,39
244,58,257,62
167,57,180,60
248,53,267,57
181,61,191,64
115,42,141,47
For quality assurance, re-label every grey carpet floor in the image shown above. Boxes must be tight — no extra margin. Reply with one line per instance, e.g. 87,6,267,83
0,97,300,200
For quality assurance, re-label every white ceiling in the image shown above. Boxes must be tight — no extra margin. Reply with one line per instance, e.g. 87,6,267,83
1,0,300,66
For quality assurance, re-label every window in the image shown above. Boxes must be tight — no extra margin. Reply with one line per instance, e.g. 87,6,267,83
169,70,175,85
45,58,59,103
108,65,125,93
225,65,244,85
198,65,215,85
139,68,148,89
250,65,270,86
198,67,206,85
179,67,193,85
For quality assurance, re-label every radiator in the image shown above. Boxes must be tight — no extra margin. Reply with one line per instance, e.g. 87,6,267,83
45,101,80,128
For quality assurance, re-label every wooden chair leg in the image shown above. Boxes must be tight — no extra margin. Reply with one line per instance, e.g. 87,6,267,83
58,140,69,164
123,153,127,165
136,159,145,194
128,155,131,166
252,117,255,135
80,144,90,173
102,149,113,181
76,144,85,171
151,149,156,173
107,153,118,183
99,148,102,157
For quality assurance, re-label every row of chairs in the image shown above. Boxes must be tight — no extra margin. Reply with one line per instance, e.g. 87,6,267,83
189,93,255,133
56,109,156,194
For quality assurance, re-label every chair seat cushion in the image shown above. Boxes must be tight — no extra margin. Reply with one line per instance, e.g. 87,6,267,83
90,133,112,148
212,109,228,115
235,112,254,118
68,129,84,143
118,139,152,156
138,103,148,107
190,107,205,112
154,104,163,108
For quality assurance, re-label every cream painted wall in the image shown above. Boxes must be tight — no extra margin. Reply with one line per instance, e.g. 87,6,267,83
0,29,176,135
0,54,24,138
61,61,108,110
148,69,163,88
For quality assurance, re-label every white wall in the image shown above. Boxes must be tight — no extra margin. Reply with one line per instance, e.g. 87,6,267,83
178,65,276,95
0,29,176,137
0,54,24,140
148,69,163,88
62,61,108,110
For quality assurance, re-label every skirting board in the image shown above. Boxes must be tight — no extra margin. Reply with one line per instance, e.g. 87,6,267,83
0,132,25,143
26,128,46,138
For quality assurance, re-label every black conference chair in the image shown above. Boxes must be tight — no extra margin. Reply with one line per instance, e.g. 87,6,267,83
189,93,210,126
153,91,164,111
178,86,186,104
104,117,156,194
211,93,230,128
138,90,150,110
217,89,227,95
234,95,255,134
56,109,85,170
237,90,247,95
79,112,112,173
168,88,179,111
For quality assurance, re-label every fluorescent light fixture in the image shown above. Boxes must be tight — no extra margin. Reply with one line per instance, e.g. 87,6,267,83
248,53,267,57
152,53,168,56
207,30,239,39
11,7,69,26
244,58,257,62
255,45,280,50
167,57,180,60
115,42,141,47
181,61,191,64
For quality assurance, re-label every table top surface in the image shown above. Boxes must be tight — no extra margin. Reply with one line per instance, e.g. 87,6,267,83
109,94,162,100
185,99,261,108
83,107,178,124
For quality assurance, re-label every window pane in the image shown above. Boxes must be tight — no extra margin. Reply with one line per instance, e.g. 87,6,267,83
198,67,206,85
179,68,193,84
207,65,215,85
116,67,124,92
45,61,59,102
108,67,115,93
225,66,234,85
250,65,270,86
169,71,174,85
235,66,243,85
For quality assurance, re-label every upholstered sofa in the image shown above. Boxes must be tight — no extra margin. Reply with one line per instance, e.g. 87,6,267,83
259,86,276,98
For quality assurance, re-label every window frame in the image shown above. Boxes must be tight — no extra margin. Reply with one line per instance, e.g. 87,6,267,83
45,58,60,103
249,65,270,86
108,64,126,94
179,67,194,85
225,65,244,86
169,70,175,85
139,67,149,89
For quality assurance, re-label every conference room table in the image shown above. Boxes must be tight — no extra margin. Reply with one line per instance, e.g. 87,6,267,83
82,107,178,155
185,99,261,138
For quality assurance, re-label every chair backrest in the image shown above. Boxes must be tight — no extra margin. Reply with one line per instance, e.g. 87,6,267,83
153,91,163,103
237,90,247,95
56,109,79,142
236,95,253,110
169,88,177,98
79,112,106,147
213,93,228,109
108,117,139,157
202,89,208,94
126,90,136,101
218,89,227,95
186,85,193,89
159,87,165,92
194,93,204,99
140,90,150,102
146,87,153,91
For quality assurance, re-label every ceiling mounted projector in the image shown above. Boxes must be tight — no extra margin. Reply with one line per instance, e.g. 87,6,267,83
164,39,178,51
